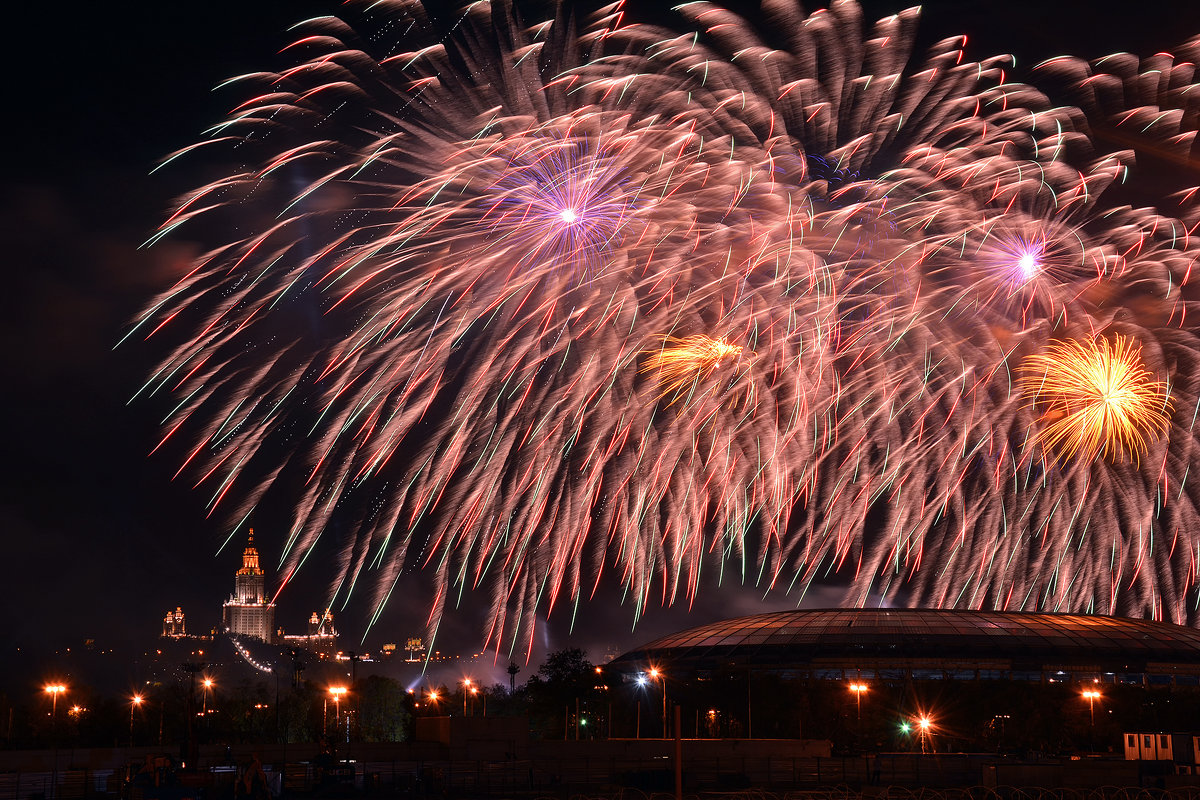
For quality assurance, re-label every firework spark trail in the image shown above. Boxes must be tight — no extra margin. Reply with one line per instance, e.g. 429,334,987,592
133,0,1200,652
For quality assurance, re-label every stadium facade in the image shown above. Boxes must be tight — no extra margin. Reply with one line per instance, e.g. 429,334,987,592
609,608,1200,685
605,609,1200,748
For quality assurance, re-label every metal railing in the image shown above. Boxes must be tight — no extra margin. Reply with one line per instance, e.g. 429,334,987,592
0,758,1192,800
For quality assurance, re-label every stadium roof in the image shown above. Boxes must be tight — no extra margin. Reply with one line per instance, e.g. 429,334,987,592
609,609,1200,676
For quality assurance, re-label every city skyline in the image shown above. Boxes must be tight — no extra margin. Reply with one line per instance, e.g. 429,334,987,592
5,0,1200,686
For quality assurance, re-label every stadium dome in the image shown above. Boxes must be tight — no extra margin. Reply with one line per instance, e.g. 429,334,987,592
608,609,1200,684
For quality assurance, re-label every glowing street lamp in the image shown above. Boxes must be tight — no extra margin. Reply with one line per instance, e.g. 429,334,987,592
848,682,868,722
847,681,869,753
330,686,347,729
462,679,472,716
202,678,215,718
45,684,66,794
45,684,67,717
648,667,667,737
916,715,934,753
634,674,649,739
323,686,347,738
1083,689,1102,729
130,695,144,746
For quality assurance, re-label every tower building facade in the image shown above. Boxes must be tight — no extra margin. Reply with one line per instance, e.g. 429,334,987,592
280,607,339,658
222,529,275,642
162,607,187,637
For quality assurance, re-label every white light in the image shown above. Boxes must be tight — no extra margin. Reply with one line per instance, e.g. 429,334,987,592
1017,252,1038,279
559,208,578,224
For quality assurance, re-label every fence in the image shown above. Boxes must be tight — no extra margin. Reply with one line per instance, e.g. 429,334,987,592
351,754,1007,794
0,769,119,800
0,756,1188,800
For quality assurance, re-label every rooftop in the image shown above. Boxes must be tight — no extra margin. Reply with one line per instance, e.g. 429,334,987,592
611,609,1200,675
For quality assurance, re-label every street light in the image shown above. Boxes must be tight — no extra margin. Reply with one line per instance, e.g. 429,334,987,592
916,715,934,754
329,687,348,738
45,684,66,797
45,684,66,716
848,682,868,722
1082,689,1101,727
1082,688,1102,749
202,678,214,719
635,674,647,739
848,682,868,754
130,695,143,747
462,679,472,716
649,667,666,738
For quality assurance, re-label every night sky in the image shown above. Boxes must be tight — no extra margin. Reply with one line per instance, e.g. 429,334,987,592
4,0,1200,682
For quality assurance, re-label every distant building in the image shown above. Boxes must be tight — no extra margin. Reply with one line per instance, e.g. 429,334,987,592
160,528,337,658
309,608,337,637
221,529,275,642
280,608,339,658
162,607,187,637
608,609,1200,741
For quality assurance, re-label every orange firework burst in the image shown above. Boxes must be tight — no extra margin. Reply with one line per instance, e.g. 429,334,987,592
1020,335,1172,463
642,335,750,404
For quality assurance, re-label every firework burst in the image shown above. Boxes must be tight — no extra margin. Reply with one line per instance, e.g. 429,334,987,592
134,0,1200,649
1021,335,1173,463
641,335,753,405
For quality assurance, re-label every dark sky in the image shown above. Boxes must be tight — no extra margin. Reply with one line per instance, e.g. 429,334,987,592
3,0,1199,681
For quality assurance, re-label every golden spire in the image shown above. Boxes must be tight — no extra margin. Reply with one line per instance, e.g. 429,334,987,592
237,528,263,576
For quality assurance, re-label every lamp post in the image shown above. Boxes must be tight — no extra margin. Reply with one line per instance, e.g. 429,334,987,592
45,684,66,799
130,695,143,747
45,684,66,722
649,667,666,738
1082,689,1101,728
635,674,649,739
329,687,348,741
849,682,868,722
1082,689,1102,749
181,662,206,766
462,679,472,716
202,678,214,731
916,715,933,754
849,682,868,754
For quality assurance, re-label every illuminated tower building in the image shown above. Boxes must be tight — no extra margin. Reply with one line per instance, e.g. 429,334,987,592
221,529,275,642
309,608,337,637
281,607,338,657
162,607,186,637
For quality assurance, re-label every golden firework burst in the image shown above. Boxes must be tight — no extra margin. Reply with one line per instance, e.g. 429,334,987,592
642,335,750,404
1020,335,1172,462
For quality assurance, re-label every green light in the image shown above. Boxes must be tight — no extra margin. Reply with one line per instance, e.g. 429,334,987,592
580,718,588,726
900,721,911,733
